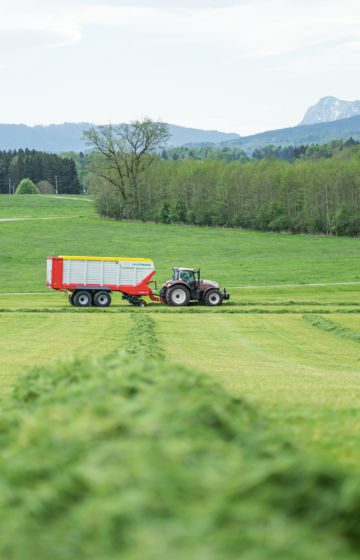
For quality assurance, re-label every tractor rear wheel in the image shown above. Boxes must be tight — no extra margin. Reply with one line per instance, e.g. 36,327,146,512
166,285,190,306
73,290,92,307
93,291,112,307
204,289,223,306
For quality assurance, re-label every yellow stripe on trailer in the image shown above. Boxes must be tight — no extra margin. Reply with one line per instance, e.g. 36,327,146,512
59,256,153,263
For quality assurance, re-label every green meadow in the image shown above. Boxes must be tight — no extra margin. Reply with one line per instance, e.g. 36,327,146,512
0,193,94,219
0,194,359,293
0,194,360,558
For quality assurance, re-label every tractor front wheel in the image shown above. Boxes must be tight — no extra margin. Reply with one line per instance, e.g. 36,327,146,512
204,289,223,306
166,285,190,306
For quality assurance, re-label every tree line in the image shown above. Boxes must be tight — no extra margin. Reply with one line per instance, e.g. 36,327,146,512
162,138,360,163
0,149,81,194
88,153,360,236
83,120,360,236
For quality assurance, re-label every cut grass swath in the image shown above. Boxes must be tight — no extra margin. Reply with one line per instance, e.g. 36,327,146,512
304,315,360,344
1,348,360,559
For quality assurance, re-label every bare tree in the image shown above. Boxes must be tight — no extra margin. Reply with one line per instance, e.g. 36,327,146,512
83,119,169,218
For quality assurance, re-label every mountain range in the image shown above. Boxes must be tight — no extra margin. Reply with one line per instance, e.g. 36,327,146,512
221,114,360,153
0,97,360,153
0,123,240,153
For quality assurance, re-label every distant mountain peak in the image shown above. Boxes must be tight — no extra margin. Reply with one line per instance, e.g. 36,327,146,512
300,96,360,125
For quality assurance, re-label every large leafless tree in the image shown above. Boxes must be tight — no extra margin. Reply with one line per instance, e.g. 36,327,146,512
84,119,169,218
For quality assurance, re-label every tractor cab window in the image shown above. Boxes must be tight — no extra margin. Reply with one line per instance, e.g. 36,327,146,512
180,270,195,286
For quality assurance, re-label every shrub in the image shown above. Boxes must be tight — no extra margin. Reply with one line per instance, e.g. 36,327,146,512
159,202,172,224
332,204,360,236
255,203,289,232
15,178,39,194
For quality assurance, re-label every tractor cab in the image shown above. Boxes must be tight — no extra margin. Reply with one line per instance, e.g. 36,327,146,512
172,267,200,290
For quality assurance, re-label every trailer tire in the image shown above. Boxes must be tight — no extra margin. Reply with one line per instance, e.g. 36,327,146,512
73,290,92,307
68,294,75,306
204,289,223,306
93,291,112,308
166,285,190,306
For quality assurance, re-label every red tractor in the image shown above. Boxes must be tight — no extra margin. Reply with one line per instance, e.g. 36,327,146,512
159,267,229,306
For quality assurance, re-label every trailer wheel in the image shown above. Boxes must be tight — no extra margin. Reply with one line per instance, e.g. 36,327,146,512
93,291,112,307
68,293,75,306
73,290,92,307
166,285,190,306
204,289,223,306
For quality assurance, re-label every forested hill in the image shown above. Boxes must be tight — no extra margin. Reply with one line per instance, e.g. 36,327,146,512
0,123,240,152
223,115,360,152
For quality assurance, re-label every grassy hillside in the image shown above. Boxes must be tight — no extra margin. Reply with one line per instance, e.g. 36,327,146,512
0,194,94,219
0,215,359,293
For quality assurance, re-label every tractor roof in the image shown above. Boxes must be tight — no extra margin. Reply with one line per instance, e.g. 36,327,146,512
173,267,199,272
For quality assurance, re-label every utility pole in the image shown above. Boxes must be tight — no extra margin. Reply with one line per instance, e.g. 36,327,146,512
8,178,11,195
55,175,58,195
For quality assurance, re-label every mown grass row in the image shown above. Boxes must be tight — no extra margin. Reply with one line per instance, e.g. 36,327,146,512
236,301,360,307
0,307,359,315
1,324,360,558
125,314,165,360
304,315,360,344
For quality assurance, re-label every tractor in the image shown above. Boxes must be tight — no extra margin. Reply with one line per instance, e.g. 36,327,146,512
159,267,230,306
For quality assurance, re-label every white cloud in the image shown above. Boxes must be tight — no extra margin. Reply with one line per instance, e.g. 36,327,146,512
52,0,360,59
0,11,81,50
0,0,360,131
1,0,360,58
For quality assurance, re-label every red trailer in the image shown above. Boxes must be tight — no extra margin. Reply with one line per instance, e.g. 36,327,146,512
46,255,161,307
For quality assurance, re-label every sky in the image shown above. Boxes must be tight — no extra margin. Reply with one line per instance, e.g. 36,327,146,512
0,0,360,135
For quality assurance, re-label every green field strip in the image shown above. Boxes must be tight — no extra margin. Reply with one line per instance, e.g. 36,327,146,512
0,307,359,315
304,315,360,344
0,217,359,292
323,315,360,330
0,313,132,396
233,301,360,306
0,194,95,218
155,313,360,467
1,292,360,310
1,297,360,307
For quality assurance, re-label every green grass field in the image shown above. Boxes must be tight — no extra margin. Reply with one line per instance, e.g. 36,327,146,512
0,195,360,558
0,312,128,394
0,220,359,293
0,193,94,218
